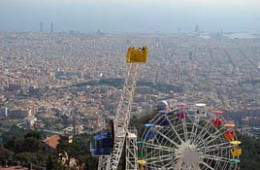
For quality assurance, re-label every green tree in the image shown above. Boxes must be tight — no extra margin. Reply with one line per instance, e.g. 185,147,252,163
46,155,58,170
1,125,26,144
85,155,98,170
0,145,13,160
24,130,42,140
24,137,40,152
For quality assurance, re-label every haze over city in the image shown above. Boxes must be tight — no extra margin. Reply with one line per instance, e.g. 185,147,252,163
1,0,260,33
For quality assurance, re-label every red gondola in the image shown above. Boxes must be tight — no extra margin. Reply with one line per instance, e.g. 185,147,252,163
212,118,222,127
224,131,235,140
177,111,186,119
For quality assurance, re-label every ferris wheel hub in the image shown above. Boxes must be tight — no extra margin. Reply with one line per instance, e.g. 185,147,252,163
175,140,202,167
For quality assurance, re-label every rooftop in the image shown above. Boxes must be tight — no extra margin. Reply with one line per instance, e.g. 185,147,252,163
43,134,60,149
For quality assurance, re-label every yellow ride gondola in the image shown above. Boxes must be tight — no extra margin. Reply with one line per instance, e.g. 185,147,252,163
126,46,148,63
230,141,242,145
138,159,146,165
138,160,147,170
231,148,242,157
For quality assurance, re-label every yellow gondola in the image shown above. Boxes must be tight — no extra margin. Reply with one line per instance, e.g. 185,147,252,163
231,148,242,157
126,46,148,63
230,141,242,145
138,159,146,166
138,160,147,170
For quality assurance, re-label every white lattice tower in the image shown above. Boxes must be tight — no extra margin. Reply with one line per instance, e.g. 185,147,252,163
110,63,139,169
126,128,138,170
98,156,110,170
98,63,139,170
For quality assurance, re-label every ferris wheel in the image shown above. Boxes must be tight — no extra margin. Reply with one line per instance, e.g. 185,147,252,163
138,102,241,170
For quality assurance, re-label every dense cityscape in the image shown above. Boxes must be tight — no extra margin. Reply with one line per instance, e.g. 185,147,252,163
0,30,259,169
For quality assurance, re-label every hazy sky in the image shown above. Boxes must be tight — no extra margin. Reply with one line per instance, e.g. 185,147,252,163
0,0,259,33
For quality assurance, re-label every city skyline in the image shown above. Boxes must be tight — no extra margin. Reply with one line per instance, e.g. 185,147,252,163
0,0,259,33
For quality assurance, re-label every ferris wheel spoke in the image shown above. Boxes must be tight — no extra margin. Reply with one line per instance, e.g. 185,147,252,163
199,141,230,151
145,140,175,158
189,118,200,144
145,154,174,166
175,158,184,170
191,122,210,143
197,133,227,149
192,120,213,144
164,115,185,143
202,154,231,163
182,119,189,142
161,159,175,169
153,128,179,148
203,143,234,153
200,161,215,170
142,142,175,153
144,153,173,161
195,126,227,147
193,162,201,170
147,157,173,165
195,134,222,148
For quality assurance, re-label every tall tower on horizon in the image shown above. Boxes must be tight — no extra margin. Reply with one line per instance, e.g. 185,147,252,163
50,22,54,33
40,22,43,32
195,24,199,32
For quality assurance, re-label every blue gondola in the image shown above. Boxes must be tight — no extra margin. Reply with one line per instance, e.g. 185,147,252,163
145,123,154,128
156,118,170,126
144,124,155,141
144,132,155,141
158,109,174,115
154,110,171,126
158,110,168,114
91,132,113,156
156,114,170,126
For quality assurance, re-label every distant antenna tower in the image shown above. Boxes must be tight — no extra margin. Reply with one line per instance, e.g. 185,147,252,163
50,22,54,33
40,22,43,32
195,24,199,32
